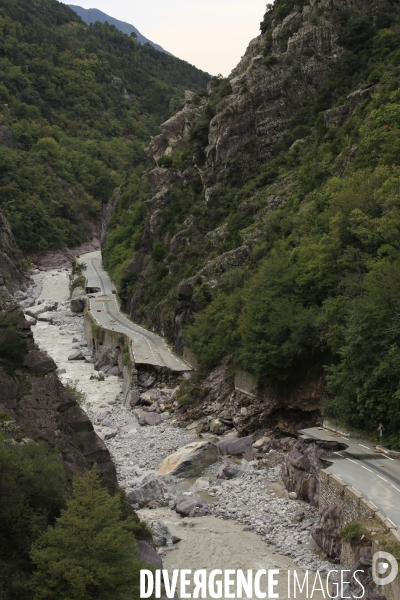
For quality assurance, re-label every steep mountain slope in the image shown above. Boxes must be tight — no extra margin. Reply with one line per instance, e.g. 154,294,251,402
103,0,400,446
0,0,209,253
69,5,170,54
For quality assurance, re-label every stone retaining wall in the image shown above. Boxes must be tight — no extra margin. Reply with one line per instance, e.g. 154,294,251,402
320,469,400,598
84,312,138,407
322,420,364,439
183,346,199,370
234,369,257,397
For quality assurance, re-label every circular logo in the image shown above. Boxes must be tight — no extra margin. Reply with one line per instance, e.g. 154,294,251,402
372,552,398,586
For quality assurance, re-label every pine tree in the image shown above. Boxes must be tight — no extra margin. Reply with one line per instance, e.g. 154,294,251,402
30,470,143,600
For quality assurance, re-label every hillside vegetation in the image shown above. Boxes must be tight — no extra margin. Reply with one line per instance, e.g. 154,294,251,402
0,436,148,599
0,0,209,252
103,0,400,446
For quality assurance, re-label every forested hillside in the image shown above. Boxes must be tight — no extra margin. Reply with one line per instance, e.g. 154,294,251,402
0,0,209,253
103,0,400,447
69,5,170,54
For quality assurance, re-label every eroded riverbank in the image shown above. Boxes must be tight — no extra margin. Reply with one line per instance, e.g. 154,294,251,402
30,266,336,600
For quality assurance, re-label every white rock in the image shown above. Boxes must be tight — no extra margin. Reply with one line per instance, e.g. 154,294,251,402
38,311,55,322
68,349,83,360
253,438,265,449
25,314,37,326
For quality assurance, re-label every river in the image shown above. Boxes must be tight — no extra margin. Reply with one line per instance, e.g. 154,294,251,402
31,264,334,600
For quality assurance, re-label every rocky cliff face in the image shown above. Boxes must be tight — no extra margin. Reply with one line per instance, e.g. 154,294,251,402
118,0,390,342
0,211,25,294
103,0,398,432
200,0,389,186
0,285,116,482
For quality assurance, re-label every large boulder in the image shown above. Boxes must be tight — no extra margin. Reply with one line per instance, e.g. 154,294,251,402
158,440,219,478
37,311,56,322
68,349,84,361
175,493,208,517
311,505,342,560
138,540,163,569
20,297,35,309
140,390,159,405
217,435,253,457
149,520,174,547
24,314,37,326
26,302,57,318
70,286,87,313
216,458,253,480
139,412,161,426
23,350,57,374
281,440,321,506
126,473,181,507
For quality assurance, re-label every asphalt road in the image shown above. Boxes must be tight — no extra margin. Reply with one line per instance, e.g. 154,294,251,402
300,427,400,529
80,250,191,372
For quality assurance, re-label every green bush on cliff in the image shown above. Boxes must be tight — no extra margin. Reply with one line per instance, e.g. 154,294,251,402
65,381,86,406
0,329,28,364
71,276,86,291
340,522,371,546
71,260,87,277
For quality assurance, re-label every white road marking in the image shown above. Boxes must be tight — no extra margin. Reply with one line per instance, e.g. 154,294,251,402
385,455,395,461
334,452,344,457
370,502,378,509
377,475,388,482
352,487,361,494
391,485,400,493
341,437,349,440
359,444,370,450
361,466,373,472
388,518,396,527
346,458,358,465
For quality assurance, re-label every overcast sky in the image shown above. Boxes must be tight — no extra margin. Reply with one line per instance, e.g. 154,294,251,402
60,0,266,75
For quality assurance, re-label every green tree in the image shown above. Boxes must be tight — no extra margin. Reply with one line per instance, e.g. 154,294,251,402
0,437,66,600
30,470,144,600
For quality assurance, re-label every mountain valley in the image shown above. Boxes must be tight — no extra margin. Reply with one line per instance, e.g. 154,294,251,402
1,0,400,598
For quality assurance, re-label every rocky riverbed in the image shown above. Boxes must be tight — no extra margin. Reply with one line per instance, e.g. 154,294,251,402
23,265,337,599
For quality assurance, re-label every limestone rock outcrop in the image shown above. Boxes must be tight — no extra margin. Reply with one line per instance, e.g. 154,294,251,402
146,100,206,160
